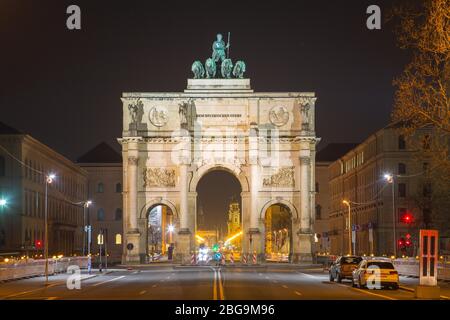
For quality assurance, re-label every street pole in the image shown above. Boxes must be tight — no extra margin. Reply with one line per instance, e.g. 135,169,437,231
392,179,397,257
44,179,48,284
343,200,352,255
83,205,86,256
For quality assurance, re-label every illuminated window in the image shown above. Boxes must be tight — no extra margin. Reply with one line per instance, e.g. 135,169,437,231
115,234,122,245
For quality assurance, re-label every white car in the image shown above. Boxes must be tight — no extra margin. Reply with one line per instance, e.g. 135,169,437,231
352,259,399,290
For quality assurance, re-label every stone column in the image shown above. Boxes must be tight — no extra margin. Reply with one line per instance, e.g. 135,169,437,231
125,138,141,263
297,153,313,263
176,136,192,264
248,123,262,259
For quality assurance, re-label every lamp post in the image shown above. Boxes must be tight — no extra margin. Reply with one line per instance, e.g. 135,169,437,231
342,200,352,255
82,200,92,256
0,198,6,207
44,173,55,285
384,173,397,257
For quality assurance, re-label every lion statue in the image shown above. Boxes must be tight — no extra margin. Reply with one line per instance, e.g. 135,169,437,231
205,58,216,78
191,60,205,79
232,60,246,79
221,59,233,78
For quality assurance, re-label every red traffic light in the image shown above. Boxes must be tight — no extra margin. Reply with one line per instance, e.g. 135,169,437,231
35,240,43,249
401,212,414,224
405,239,412,247
398,238,405,247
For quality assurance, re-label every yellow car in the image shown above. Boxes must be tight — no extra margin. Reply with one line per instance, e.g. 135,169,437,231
352,259,399,290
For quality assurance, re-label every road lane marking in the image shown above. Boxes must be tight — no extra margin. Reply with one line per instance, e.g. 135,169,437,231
282,285,288,289
212,268,218,300
259,273,263,276
218,268,225,300
92,275,125,287
294,291,302,296
139,290,147,295
272,280,278,283
350,287,397,300
152,284,157,288
265,276,269,279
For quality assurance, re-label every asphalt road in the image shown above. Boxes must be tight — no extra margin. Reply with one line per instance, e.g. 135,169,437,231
0,265,448,300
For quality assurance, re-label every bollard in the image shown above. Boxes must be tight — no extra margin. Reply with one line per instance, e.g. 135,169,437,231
242,253,247,265
191,252,197,266
252,252,257,265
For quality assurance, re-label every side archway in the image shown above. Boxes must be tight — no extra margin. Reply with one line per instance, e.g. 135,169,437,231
139,198,179,220
259,199,299,221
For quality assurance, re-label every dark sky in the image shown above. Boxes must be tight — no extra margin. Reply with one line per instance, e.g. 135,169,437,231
1,0,411,227
1,0,410,160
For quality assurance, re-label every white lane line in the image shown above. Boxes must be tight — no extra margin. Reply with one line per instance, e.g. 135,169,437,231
294,291,302,296
282,285,288,289
272,280,278,283
350,287,397,300
265,276,269,279
92,275,125,287
258,273,263,276
297,272,318,279
166,276,170,279
217,268,225,300
139,290,147,295
152,284,157,288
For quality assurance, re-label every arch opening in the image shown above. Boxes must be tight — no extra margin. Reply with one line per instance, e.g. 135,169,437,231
146,204,177,261
263,203,293,262
196,169,242,262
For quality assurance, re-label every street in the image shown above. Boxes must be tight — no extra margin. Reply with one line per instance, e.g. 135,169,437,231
1,265,447,300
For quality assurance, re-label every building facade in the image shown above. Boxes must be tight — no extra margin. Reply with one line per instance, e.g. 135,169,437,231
0,122,87,257
120,78,318,264
77,142,123,264
328,126,428,257
313,143,358,255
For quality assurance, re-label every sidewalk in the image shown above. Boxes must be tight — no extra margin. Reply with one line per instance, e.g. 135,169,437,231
399,276,450,299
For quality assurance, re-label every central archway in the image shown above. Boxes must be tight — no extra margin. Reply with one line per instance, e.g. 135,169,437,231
195,167,244,258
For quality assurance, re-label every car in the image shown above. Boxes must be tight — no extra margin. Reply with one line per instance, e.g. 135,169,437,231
352,259,399,290
329,256,363,283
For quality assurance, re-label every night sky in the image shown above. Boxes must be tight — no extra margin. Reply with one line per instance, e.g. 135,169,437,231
1,0,411,227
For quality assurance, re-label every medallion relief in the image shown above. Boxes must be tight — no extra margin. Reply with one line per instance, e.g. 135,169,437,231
269,106,289,127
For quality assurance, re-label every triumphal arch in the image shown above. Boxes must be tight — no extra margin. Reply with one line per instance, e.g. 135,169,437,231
119,34,318,264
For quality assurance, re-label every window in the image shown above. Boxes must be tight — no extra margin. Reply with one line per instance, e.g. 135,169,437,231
315,182,319,193
398,183,406,198
115,234,122,245
97,208,105,221
398,135,406,150
398,163,406,175
0,156,5,177
423,183,432,197
97,182,104,193
422,134,431,150
115,208,122,221
115,183,122,193
315,205,322,220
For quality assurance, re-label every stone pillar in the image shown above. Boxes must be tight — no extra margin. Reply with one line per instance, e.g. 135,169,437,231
125,139,141,263
248,123,262,259
297,154,313,263
176,136,191,264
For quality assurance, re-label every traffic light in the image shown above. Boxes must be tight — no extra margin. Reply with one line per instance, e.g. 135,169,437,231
35,239,43,250
212,244,219,252
400,212,414,224
405,239,412,247
397,237,405,248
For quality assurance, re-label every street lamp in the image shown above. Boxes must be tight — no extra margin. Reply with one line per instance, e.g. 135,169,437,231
82,200,92,256
0,198,7,207
44,173,55,285
384,173,397,257
342,200,352,255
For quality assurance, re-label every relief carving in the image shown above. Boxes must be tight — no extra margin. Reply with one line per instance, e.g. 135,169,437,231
143,168,176,187
263,167,295,187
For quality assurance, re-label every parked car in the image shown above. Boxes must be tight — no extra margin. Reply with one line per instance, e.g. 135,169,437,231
329,256,363,283
352,259,399,289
